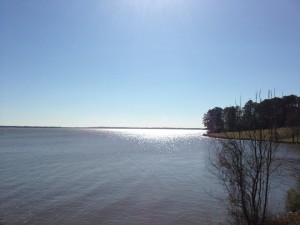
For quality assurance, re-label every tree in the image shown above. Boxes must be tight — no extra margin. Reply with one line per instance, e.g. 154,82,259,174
223,106,240,132
203,94,300,134
203,107,224,133
286,109,300,143
242,100,258,130
210,99,281,225
284,95,300,143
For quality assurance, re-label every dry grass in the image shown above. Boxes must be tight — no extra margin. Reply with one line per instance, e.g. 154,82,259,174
204,128,300,144
264,211,300,225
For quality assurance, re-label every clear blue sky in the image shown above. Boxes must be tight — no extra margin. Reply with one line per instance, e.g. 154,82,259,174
1,0,300,128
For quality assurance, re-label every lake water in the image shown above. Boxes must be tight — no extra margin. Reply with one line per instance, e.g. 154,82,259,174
0,128,299,225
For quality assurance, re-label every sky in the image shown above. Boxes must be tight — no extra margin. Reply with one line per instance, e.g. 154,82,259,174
0,0,300,128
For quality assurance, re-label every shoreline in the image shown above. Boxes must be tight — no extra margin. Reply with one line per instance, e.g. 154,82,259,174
203,129,300,145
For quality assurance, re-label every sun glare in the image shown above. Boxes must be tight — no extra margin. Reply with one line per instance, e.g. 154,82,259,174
101,128,205,142
126,0,186,14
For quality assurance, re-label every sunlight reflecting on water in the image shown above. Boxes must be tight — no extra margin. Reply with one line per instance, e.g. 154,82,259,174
1,128,298,225
100,129,205,142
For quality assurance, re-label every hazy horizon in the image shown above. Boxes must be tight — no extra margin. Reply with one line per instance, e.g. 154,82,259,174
0,125,205,129
1,0,300,128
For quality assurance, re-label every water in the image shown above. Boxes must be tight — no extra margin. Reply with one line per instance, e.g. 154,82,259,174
0,128,299,225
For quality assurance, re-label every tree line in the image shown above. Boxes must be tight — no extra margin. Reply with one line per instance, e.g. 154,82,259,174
207,94,300,224
203,94,300,133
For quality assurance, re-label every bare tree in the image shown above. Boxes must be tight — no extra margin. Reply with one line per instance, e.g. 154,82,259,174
210,93,282,225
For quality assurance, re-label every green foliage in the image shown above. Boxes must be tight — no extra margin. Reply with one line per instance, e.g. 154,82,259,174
285,179,300,212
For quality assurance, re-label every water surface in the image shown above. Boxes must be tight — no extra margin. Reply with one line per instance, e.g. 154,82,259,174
0,128,299,225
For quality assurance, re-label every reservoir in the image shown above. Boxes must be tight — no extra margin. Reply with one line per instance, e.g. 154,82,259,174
0,128,299,225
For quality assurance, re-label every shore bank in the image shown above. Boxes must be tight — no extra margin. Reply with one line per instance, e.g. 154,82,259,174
265,211,300,225
203,128,300,144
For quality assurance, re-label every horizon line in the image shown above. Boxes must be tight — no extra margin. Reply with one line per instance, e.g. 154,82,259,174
0,125,206,130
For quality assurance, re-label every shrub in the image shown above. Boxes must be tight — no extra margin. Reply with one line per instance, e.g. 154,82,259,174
285,179,300,212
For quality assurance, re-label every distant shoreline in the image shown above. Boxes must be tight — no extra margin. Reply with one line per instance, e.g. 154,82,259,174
0,126,206,130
